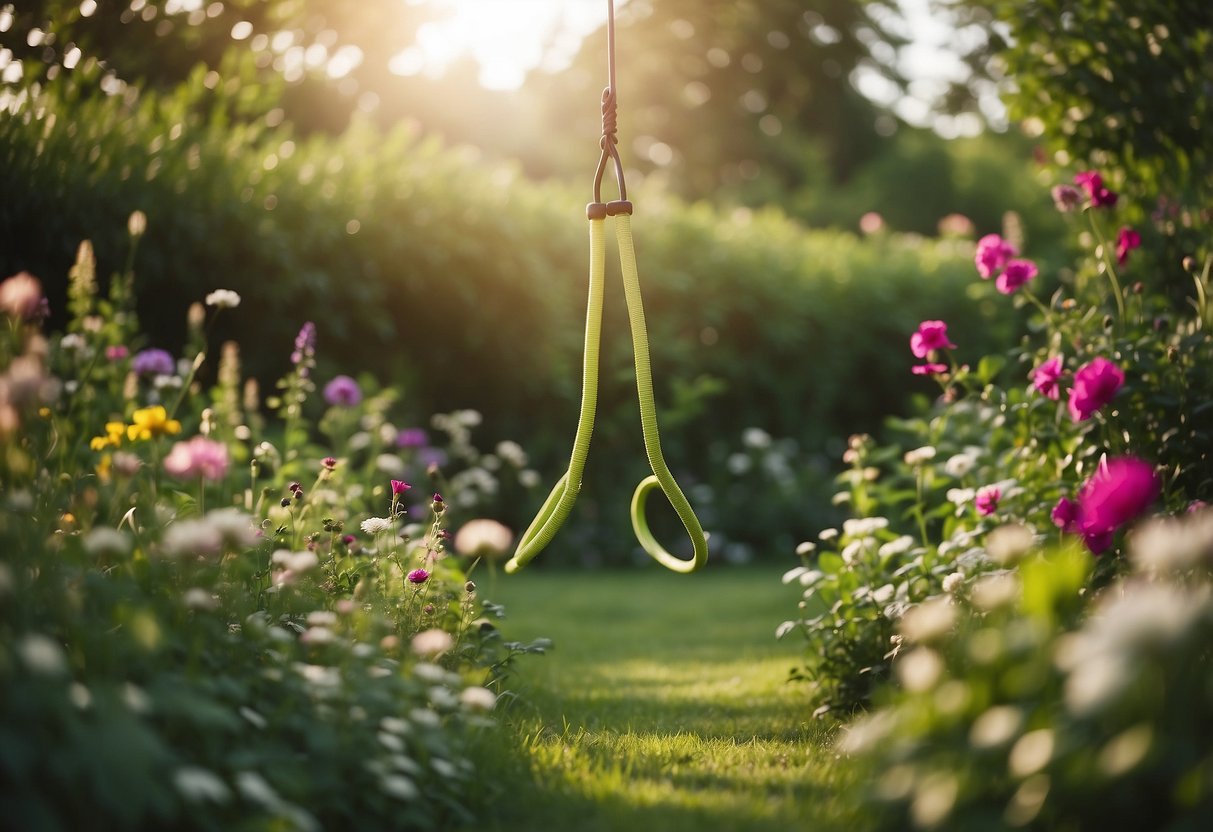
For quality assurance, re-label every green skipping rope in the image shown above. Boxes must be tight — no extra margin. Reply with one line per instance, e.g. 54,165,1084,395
504,214,709,574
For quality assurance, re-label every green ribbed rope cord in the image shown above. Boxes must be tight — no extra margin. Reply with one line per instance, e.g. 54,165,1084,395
504,214,708,574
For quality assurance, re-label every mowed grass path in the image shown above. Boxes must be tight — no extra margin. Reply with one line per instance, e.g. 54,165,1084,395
465,566,860,832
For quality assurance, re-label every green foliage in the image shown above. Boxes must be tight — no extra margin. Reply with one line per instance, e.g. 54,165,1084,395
843,516,1213,830
0,59,1014,562
0,244,549,830
779,165,1212,714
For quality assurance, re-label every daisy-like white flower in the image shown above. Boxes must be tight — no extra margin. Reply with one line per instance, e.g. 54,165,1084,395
361,517,392,535
204,289,241,309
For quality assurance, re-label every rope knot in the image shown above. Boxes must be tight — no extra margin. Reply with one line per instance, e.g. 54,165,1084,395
600,86,618,150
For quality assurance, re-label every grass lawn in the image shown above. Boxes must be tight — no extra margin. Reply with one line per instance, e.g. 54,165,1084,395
463,565,862,832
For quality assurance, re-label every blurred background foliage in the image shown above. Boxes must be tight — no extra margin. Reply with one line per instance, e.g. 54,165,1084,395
8,0,1202,563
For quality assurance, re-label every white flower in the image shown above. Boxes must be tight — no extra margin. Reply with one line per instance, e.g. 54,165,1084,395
83,527,131,558
899,598,956,643
818,528,838,541
495,440,528,467
794,541,817,557
375,453,404,473
903,445,937,466
877,535,915,558
204,289,241,309
943,451,978,478
411,629,454,658
360,517,392,535
518,469,541,488
161,519,223,559
454,518,513,558
306,610,338,627
941,572,965,594
742,427,772,449
459,686,497,711
18,633,68,676
271,549,320,575
183,588,218,611
843,517,889,537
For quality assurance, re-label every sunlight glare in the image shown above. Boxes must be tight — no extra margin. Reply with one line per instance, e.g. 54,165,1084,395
396,0,606,90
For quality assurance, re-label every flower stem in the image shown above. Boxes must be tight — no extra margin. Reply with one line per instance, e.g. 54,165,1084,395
1086,210,1126,323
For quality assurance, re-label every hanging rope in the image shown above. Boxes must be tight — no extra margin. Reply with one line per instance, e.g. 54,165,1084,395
505,0,708,575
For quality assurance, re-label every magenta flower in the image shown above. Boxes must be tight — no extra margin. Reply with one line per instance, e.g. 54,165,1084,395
975,234,1017,279
105,345,130,361
910,320,956,358
323,375,362,407
1067,357,1124,422
1115,227,1141,266
995,259,1038,295
132,348,175,377
1051,184,1083,213
322,456,337,470
1030,356,1064,400
291,322,316,376
1074,171,1118,208
1051,496,1080,533
391,479,411,496
407,568,430,584
163,436,230,481
975,486,1001,516
911,363,948,376
1077,457,1159,547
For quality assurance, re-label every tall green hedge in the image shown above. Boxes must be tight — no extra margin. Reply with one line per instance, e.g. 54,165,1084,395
1,63,1027,561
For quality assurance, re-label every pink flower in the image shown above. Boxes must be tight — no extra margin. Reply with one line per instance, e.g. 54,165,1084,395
163,436,230,481
391,479,411,496
323,375,362,407
995,258,1039,294
910,321,956,358
1115,227,1141,266
322,456,337,470
911,363,948,376
0,272,44,320
1031,356,1064,400
1051,185,1083,213
105,345,130,361
1067,357,1124,422
1051,496,1080,533
975,234,1017,279
1077,457,1159,545
975,486,1001,516
407,568,430,584
1074,171,1118,208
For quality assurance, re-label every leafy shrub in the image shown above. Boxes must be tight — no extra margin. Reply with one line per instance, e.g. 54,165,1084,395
778,164,1212,713
841,511,1213,830
0,238,548,830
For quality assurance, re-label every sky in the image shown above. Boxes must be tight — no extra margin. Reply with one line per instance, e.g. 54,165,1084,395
396,0,1004,136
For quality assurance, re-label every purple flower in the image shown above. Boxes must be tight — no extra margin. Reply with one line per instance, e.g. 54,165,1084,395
1077,457,1159,549
1067,357,1124,422
1051,496,1080,533
1074,170,1118,208
911,363,948,376
995,258,1038,295
396,428,429,448
291,322,316,367
910,320,956,358
323,375,362,407
407,568,430,584
975,234,1017,279
1051,184,1083,213
132,348,175,377
1115,227,1141,266
1030,356,1064,400
975,486,1001,516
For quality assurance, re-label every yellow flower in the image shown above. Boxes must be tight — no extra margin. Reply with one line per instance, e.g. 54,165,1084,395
96,453,112,483
90,420,127,451
127,406,181,442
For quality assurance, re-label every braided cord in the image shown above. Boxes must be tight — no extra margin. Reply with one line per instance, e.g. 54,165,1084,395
504,218,606,574
615,214,708,572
